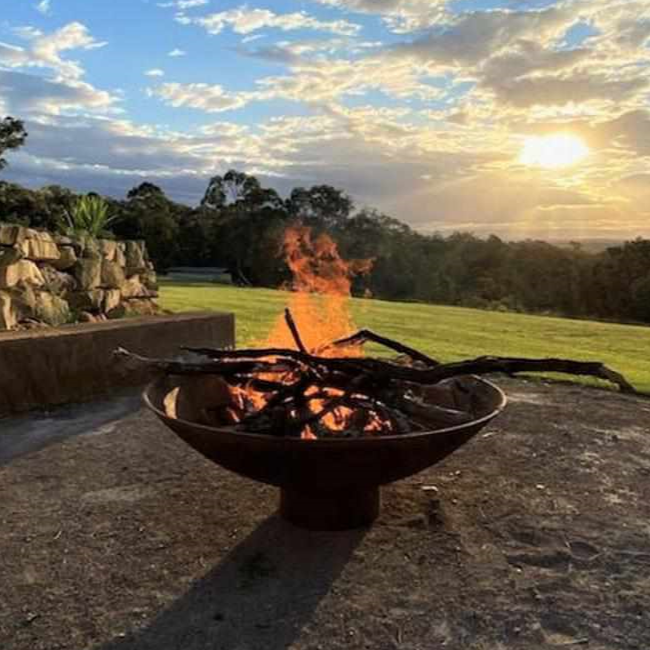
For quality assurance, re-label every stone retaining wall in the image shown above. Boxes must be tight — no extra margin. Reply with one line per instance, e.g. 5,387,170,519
0,224,158,330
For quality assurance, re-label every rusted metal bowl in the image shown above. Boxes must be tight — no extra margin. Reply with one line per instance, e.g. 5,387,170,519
144,375,506,530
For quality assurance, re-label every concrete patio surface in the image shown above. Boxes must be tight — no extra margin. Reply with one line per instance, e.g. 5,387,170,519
1,378,649,650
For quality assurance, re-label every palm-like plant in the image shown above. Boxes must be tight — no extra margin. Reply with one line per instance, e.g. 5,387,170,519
59,195,119,237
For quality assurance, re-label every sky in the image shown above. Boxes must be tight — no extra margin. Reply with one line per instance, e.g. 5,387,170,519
0,0,649,240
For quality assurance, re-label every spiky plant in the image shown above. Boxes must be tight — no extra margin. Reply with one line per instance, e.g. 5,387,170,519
59,195,119,237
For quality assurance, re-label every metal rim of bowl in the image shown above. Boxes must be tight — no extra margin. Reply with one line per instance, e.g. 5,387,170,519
143,374,508,446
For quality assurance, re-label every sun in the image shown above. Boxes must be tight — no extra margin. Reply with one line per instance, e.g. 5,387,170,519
519,134,590,169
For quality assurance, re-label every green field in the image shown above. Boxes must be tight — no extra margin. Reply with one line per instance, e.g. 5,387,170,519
160,281,650,394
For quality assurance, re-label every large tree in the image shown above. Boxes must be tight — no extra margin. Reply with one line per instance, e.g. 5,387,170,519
113,182,182,270
287,184,353,229
0,117,27,170
201,169,283,212
200,170,287,284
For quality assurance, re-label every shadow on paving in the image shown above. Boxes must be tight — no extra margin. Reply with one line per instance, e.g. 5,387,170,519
0,391,141,465
98,514,366,650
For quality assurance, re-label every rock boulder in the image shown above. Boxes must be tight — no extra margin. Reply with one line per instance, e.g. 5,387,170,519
101,260,126,289
20,230,60,262
125,241,146,272
51,245,77,271
0,246,24,268
0,260,45,289
99,239,118,261
74,257,102,290
121,275,149,299
0,292,18,329
41,266,78,296
33,292,70,326
0,229,158,330
67,290,105,312
0,224,27,247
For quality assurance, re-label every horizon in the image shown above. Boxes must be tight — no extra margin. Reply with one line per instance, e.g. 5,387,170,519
1,0,649,240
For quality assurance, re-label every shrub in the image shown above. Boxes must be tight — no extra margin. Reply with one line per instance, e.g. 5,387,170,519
59,195,118,237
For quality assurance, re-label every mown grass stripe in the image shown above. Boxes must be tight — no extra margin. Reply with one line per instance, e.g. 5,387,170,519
159,281,650,394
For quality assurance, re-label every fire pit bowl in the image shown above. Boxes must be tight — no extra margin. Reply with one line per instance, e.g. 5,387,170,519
144,374,506,530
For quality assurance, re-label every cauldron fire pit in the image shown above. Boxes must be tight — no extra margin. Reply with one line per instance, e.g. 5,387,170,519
144,374,506,530
132,227,636,531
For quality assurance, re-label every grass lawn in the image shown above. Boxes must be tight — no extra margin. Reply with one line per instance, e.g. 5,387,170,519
160,280,650,394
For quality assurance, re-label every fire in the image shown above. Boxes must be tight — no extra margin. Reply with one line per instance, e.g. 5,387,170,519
229,383,267,418
230,225,389,439
261,226,372,355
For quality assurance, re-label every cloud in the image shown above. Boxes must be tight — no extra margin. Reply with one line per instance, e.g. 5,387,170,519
178,7,361,37
148,82,264,112
614,173,650,203
597,110,650,157
0,22,108,80
237,38,365,65
584,1,650,51
0,112,296,204
241,33,265,44
481,40,590,82
12,26,44,40
0,69,117,115
144,68,165,77
486,71,648,108
0,24,116,117
313,0,448,33
392,7,573,67
174,48,445,108
13,115,202,173
168,48,186,56
35,0,51,16
152,52,445,112
178,0,209,7
396,170,614,238
158,0,208,8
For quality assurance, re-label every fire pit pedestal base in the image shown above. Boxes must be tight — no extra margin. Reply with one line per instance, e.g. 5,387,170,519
280,487,380,530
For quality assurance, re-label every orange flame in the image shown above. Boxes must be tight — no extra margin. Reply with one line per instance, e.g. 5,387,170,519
262,226,372,355
238,225,389,439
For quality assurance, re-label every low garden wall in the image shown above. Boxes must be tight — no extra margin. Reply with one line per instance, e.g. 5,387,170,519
0,312,235,415
0,223,158,330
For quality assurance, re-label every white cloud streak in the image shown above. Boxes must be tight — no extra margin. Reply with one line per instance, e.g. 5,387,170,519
35,0,51,16
0,22,107,81
177,7,361,37
158,0,208,9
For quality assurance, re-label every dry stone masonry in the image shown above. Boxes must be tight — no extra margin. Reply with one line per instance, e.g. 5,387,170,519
0,223,159,330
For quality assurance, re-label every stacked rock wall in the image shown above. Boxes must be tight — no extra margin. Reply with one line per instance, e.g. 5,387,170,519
0,223,158,330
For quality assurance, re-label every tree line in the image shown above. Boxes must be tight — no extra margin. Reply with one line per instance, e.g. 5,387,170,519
1,173,649,324
1,116,649,325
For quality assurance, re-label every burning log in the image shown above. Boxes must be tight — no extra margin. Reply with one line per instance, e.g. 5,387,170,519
115,309,637,440
321,328,439,367
284,308,308,355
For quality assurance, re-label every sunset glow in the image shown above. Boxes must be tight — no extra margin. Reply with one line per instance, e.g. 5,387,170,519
519,135,590,169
